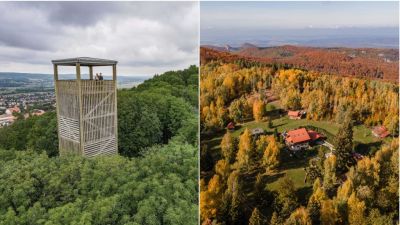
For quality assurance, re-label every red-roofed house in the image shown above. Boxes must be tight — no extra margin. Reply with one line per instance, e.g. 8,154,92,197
284,128,323,151
288,110,301,119
5,105,20,115
226,122,235,130
372,126,390,138
288,110,306,120
32,109,45,116
352,152,364,161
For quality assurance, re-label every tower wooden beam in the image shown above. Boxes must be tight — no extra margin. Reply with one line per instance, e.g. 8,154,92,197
76,63,84,154
112,64,118,152
89,66,93,80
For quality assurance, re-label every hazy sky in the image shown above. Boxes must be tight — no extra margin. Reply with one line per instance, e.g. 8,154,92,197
201,1,398,30
0,2,199,76
200,1,398,47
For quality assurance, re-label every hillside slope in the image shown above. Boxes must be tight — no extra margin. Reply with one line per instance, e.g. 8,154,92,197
201,45,399,82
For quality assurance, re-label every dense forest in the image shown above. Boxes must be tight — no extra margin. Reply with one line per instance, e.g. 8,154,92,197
200,57,398,134
200,52,399,225
201,46,399,82
0,65,199,225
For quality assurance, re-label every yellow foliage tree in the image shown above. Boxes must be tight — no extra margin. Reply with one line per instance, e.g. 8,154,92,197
220,132,235,163
215,159,230,181
307,179,326,224
285,207,312,225
236,128,252,168
336,179,353,202
253,99,265,121
355,157,379,188
320,199,337,225
200,175,223,221
323,155,337,196
348,192,366,225
262,136,280,172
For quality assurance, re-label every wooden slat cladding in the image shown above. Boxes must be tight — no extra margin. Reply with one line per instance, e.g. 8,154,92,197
55,80,117,157
56,80,80,154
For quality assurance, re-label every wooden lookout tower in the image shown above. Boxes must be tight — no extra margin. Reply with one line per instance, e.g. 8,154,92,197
52,57,118,157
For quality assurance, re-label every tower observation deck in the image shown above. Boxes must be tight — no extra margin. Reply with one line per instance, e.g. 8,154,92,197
52,57,118,157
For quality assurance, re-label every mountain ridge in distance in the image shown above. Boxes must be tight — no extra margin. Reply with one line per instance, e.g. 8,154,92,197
200,44,399,82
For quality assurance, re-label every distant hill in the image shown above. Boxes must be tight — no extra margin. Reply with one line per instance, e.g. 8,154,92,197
201,45,399,82
0,72,149,88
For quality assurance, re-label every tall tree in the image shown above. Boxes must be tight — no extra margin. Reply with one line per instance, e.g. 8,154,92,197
305,147,325,184
285,207,312,225
348,193,366,225
275,176,299,220
249,208,262,225
236,129,252,169
229,191,242,225
334,117,355,174
320,199,337,225
307,179,326,224
221,132,237,164
323,155,337,197
252,99,265,121
262,136,280,172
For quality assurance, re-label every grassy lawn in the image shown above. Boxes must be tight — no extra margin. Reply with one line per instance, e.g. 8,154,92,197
230,116,379,144
201,112,387,204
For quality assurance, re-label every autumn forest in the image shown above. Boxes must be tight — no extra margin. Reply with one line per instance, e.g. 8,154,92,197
200,47,399,225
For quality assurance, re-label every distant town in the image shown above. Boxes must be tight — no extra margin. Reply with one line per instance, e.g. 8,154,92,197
0,91,55,127
0,72,148,127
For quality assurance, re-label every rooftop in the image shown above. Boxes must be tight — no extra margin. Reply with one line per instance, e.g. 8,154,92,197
372,125,390,138
288,110,300,117
285,128,323,144
251,128,264,135
286,128,311,144
51,57,118,66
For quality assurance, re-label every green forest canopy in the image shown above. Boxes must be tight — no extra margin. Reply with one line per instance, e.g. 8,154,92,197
0,65,199,225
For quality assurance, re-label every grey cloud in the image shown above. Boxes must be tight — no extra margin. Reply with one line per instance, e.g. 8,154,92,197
0,2,199,75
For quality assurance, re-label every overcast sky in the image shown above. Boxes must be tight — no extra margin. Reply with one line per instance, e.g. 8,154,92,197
0,2,199,76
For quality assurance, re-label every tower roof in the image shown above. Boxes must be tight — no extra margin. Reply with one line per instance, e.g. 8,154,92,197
52,57,118,66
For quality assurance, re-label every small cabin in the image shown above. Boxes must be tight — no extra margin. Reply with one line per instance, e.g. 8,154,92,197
251,128,264,136
226,122,235,130
372,125,390,138
288,110,305,120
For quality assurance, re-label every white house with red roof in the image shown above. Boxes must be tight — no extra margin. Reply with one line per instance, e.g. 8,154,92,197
284,128,323,151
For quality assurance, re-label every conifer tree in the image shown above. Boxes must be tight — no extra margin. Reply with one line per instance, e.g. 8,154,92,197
221,132,236,164
270,212,282,225
334,117,355,174
320,199,337,225
267,116,273,128
276,176,299,219
229,191,242,225
307,179,325,224
348,193,366,225
323,155,337,197
285,207,312,225
249,208,262,225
